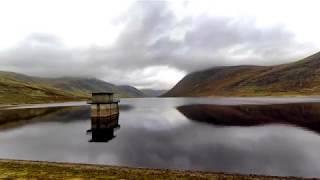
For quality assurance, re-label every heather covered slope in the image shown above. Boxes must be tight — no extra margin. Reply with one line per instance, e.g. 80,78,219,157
0,71,82,104
44,78,142,97
164,51,320,97
0,71,145,104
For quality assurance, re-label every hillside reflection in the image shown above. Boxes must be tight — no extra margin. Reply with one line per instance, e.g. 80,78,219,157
0,106,90,130
0,104,132,131
177,103,320,134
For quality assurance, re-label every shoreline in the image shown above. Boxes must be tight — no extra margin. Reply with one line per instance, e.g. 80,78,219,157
0,159,308,179
0,101,88,110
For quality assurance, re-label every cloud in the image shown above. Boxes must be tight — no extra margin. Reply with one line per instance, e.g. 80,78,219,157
0,0,317,89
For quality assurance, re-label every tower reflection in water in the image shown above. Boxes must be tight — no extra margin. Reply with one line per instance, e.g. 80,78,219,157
87,92,120,142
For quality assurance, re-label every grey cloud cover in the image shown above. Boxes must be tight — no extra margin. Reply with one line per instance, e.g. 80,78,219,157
0,0,316,89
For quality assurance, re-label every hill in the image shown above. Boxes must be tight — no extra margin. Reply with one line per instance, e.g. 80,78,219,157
118,85,145,97
43,78,143,98
140,89,167,97
164,51,320,97
0,71,145,104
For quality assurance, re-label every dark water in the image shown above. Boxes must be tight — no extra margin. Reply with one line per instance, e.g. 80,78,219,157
1,97,320,178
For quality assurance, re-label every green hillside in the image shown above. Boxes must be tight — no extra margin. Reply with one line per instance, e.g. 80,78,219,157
164,51,320,97
43,78,141,98
0,71,145,104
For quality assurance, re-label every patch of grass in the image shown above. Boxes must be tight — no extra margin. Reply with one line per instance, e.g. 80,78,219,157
0,159,305,179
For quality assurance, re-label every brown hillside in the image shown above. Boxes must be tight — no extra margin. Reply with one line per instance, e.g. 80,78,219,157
164,51,320,97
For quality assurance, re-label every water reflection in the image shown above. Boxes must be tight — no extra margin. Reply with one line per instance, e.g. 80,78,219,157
1,99,320,178
86,114,120,142
0,106,89,130
87,126,120,142
177,103,320,134
0,104,132,132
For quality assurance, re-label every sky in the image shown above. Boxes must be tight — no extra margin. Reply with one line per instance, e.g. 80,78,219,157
0,0,320,89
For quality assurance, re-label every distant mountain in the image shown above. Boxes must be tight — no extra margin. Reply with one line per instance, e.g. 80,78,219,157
0,71,145,104
140,89,167,97
118,85,145,97
44,78,143,98
164,51,320,97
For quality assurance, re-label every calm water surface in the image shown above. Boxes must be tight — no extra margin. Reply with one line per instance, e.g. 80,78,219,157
1,97,320,178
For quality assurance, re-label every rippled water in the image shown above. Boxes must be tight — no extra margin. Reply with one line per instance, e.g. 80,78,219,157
1,97,320,178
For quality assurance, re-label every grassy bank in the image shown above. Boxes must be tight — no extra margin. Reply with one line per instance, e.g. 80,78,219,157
0,159,306,179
